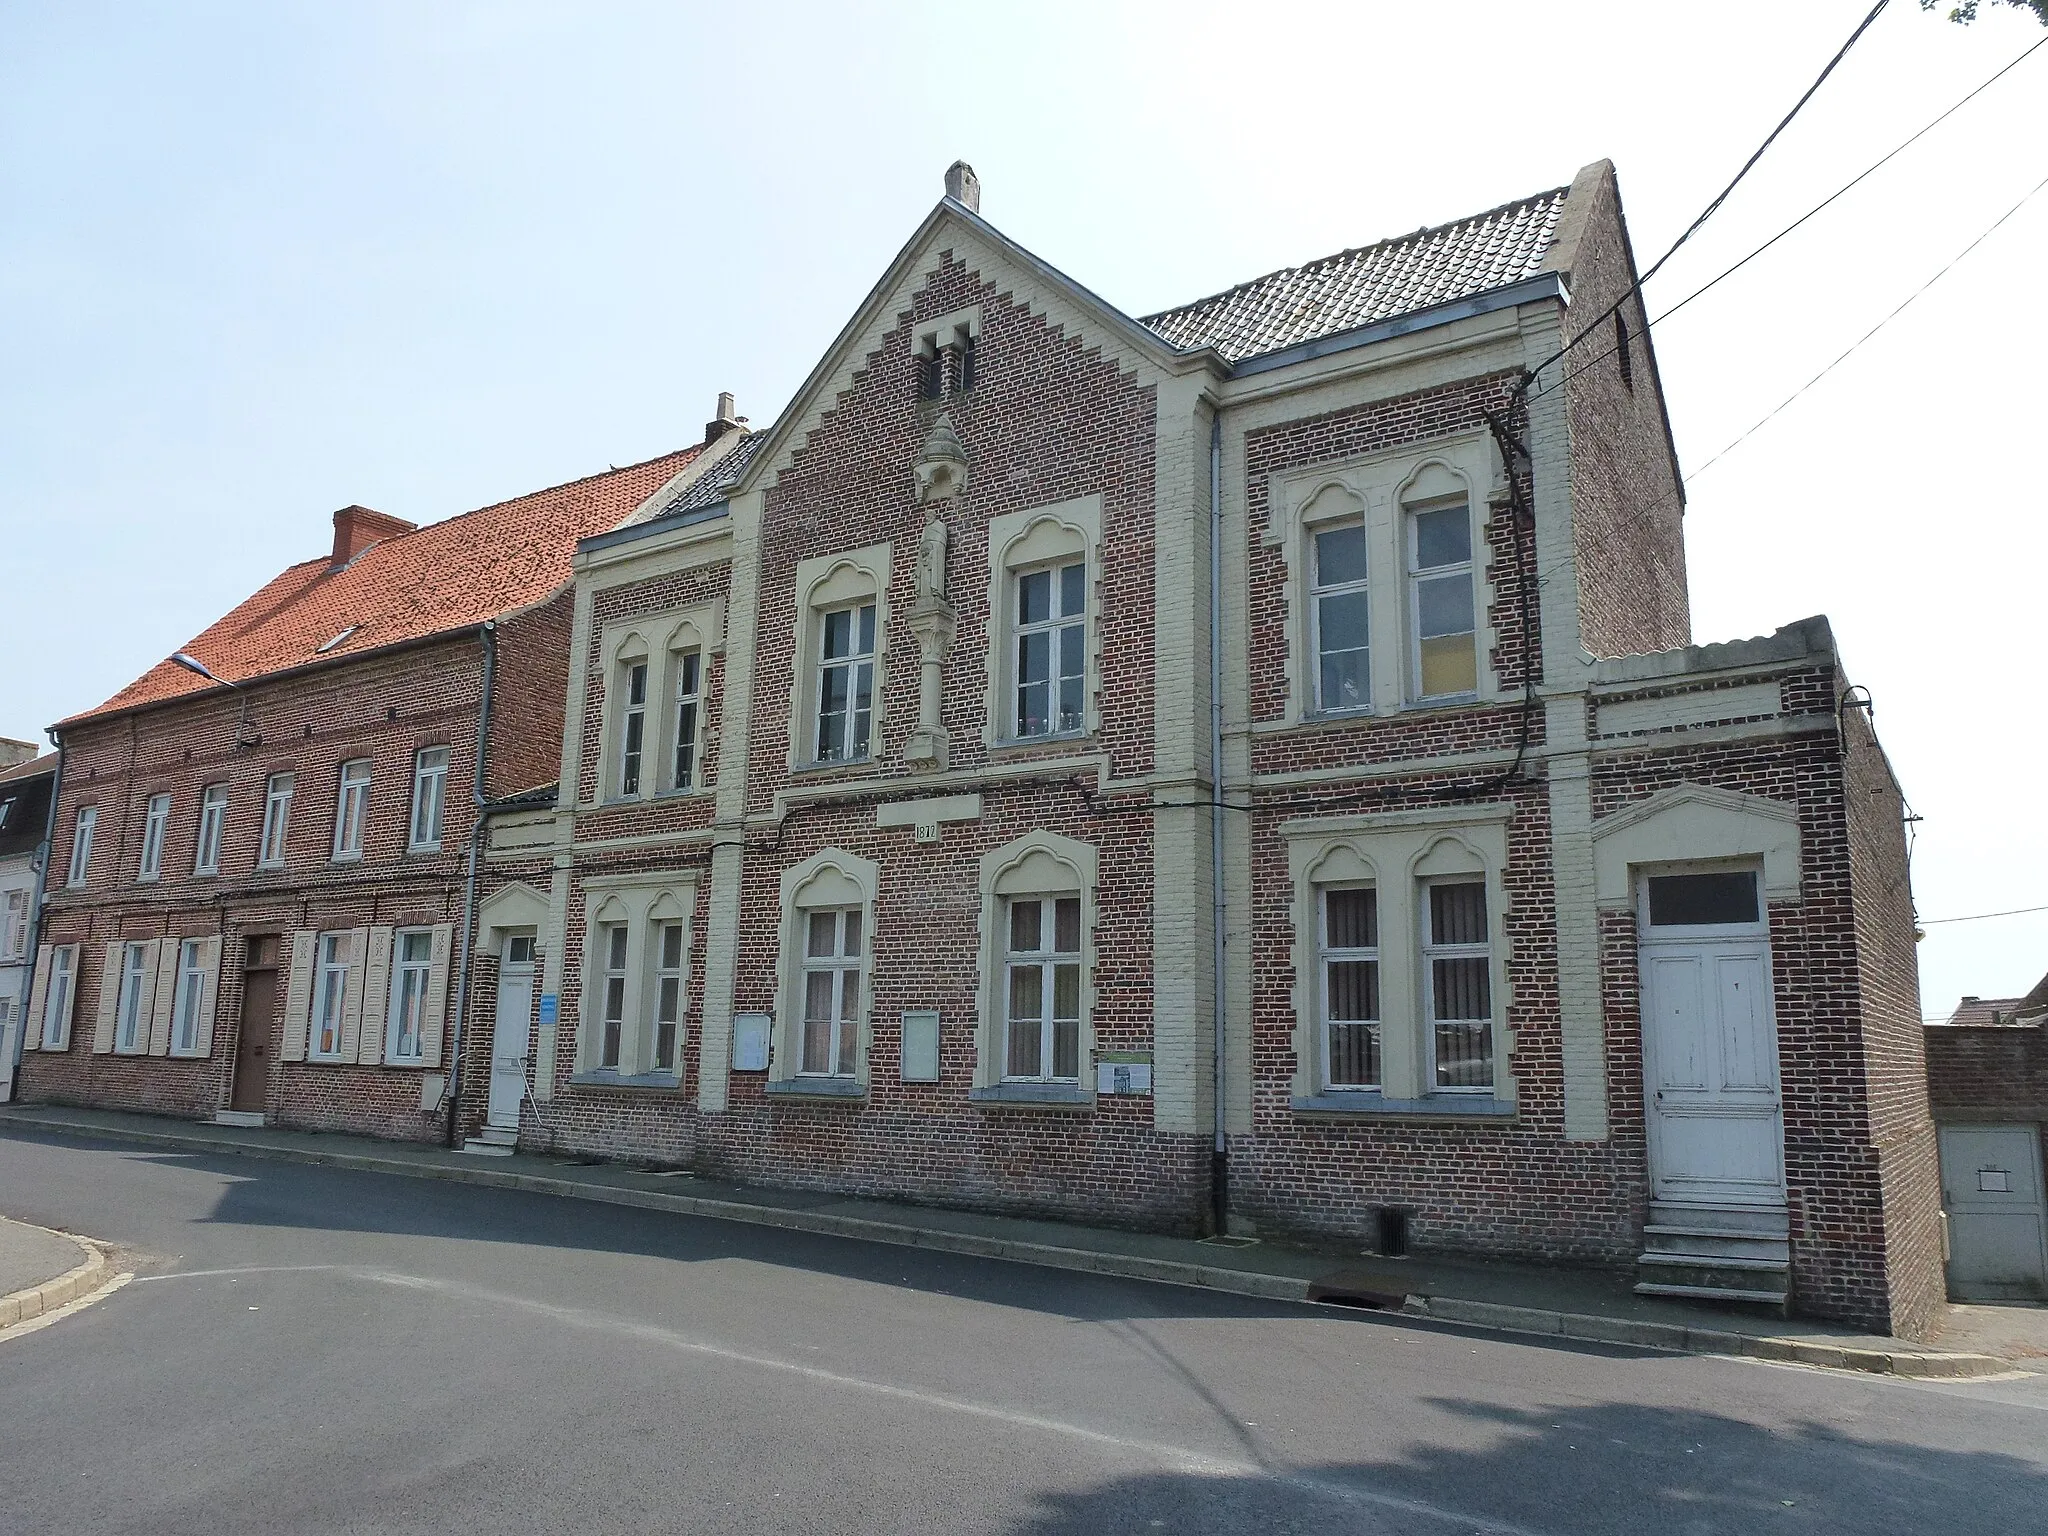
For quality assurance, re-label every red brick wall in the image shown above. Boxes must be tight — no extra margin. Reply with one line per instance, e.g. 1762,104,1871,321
488,587,574,800
1559,172,1691,659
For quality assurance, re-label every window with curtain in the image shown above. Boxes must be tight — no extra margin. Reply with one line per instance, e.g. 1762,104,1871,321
1319,886,1381,1089
1424,880,1492,1089
1003,895,1081,1081
799,908,863,1077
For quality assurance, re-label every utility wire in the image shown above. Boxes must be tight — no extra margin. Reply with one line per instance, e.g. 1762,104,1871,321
1689,168,2048,478
1527,31,2048,407
1918,902,2048,926
1522,0,1891,390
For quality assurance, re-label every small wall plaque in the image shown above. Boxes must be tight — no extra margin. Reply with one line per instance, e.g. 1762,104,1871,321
1095,1051,1152,1096
732,1012,771,1073
1978,1168,2011,1193
901,1010,941,1082
538,994,559,1026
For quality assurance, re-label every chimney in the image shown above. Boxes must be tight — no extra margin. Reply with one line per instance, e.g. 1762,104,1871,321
944,161,980,213
704,391,744,445
330,504,417,569
0,737,36,771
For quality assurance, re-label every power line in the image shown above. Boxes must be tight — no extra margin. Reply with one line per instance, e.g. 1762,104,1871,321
1918,902,2048,926
1523,0,1891,390
1689,168,2048,478
1526,31,2048,408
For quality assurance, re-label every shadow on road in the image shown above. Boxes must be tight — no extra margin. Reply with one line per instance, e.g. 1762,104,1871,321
1003,1396,2048,1535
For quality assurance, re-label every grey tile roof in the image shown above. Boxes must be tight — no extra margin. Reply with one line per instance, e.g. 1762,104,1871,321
1139,186,1569,363
656,431,765,519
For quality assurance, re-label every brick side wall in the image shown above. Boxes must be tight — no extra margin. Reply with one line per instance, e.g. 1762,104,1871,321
488,587,574,800
1560,173,1690,659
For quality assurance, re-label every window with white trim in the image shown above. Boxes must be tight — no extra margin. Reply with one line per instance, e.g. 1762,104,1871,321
138,794,170,883
1013,563,1085,739
115,941,149,1052
652,920,684,1073
332,760,370,861
596,922,628,1070
799,908,863,1078
66,805,95,887
1318,886,1381,1089
259,773,293,869
671,650,703,791
386,928,432,1062
0,889,27,963
1422,880,1492,1090
310,930,352,1059
814,605,875,764
618,660,649,796
194,783,227,875
409,746,448,852
170,938,207,1055
1408,496,1478,700
1311,523,1371,713
41,945,76,1047
1003,895,1081,1081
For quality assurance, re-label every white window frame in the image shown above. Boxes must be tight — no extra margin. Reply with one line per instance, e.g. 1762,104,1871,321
194,783,228,876
973,831,1097,1099
797,907,864,1079
576,874,697,1081
115,940,149,1053
1001,894,1083,1083
1317,884,1382,1091
769,850,877,1092
385,927,433,1063
671,647,703,792
309,930,352,1060
138,793,170,883
595,921,628,1071
788,545,890,775
1420,877,1494,1092
1406,494,1480,703
67,805,95,888
651,918,686,1074
1309,519,1372,715
170,938,207,1055
259,772,293,869
41,945,76,1047
1010,561,1087,741
332,760,370,862
812,603,876,766
409,746,449,853
617,658,649,797
984,499,1101,750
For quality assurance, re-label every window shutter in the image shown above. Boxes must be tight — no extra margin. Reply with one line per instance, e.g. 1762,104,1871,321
6,895,27,962
194,937,222,1057
281,931,315,1063
146,939,176,1056
23,944,51,1052
92,942,121,1054
419,923,453,1067
358,926,394,1066
337,925,370,1061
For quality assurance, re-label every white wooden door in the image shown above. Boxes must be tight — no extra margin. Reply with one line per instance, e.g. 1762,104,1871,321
1640,937,1786,1205
486,948,535,1130
1940,1124,2048,1301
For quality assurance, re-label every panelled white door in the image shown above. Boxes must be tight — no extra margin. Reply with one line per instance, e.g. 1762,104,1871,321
486,949,535,1131
1940,1124,2048,1301
1640,937,1786,1205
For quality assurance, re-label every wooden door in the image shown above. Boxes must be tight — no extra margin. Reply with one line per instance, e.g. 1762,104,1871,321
231,942,278,1113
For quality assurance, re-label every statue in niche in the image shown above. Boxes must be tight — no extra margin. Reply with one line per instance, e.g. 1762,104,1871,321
916,514,949,607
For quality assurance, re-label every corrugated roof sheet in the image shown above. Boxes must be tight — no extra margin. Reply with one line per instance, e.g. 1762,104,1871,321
1139,186,1569,363
68,448,703,725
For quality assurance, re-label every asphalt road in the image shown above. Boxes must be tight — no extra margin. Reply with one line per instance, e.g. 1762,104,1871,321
1,1128,2044,1535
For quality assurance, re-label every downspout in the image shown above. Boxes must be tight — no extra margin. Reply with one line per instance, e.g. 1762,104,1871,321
444,619,497,1147
1208,413,1229,1237
7,729,62,1090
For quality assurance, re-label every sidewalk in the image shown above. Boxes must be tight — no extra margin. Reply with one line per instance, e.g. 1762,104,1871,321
0,1213,112,1334
0,1102,2015,1378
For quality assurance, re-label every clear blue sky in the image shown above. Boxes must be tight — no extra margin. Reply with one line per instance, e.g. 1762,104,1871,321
3,1,2043,1013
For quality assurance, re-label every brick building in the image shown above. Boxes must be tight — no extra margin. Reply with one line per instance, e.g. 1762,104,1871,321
20,160,1943,1336
458,162,1938,1335
0,749,57,1101
16,446,725,1142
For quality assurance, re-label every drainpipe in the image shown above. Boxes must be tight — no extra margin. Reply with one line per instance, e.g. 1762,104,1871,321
444,619,497,1147
1208,412,1229,1237
6,729,62,1091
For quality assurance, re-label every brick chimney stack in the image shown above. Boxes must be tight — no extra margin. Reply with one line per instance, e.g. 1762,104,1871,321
330,505,417,569
944,161,980,214
704,391,744,445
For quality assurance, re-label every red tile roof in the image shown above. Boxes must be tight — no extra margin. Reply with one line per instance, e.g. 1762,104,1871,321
1941,984,2047,1027
65,448,701,727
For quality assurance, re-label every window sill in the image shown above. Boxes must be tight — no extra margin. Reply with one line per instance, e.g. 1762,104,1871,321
405,844,444,857
970,1083,1093,1109
330,855,364,867
763,1076,866,1101
166,1047,212,1061
989,731,1092,756
303,1054,353,1067
654,787,713,802
570,1070,684,1092
789,757,879,778
1291,1092,1514,1122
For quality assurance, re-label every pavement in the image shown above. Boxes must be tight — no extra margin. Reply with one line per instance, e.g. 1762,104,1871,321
0,1208,115,1334
1,1120,2045,1535
0,1101,2027,1377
